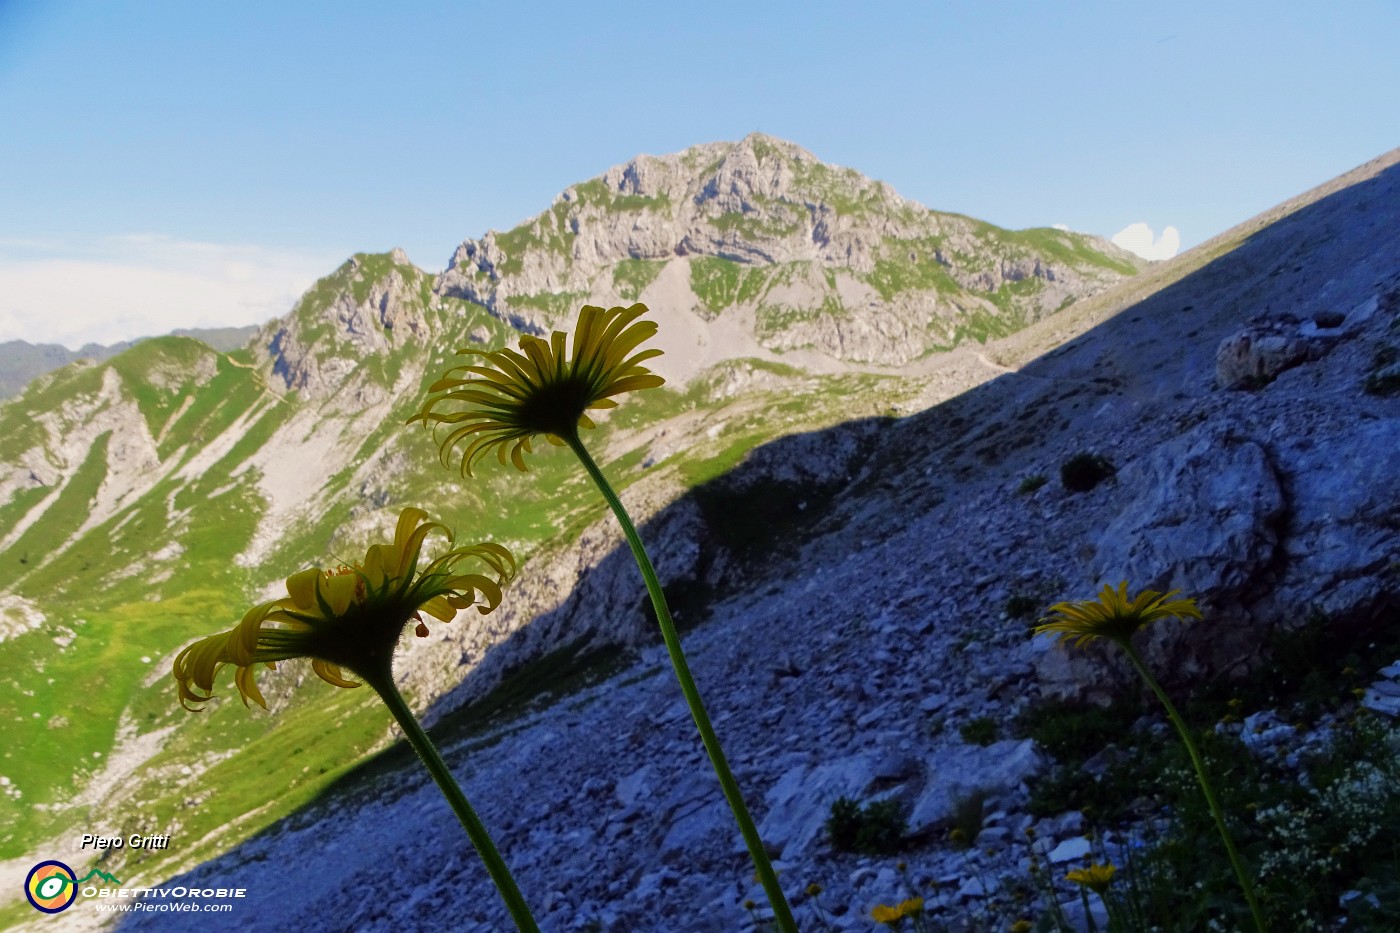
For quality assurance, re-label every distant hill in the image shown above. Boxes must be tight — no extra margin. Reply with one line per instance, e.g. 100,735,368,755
0,325,259,399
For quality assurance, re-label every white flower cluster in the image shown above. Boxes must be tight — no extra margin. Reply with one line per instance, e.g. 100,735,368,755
1251,724,1400,925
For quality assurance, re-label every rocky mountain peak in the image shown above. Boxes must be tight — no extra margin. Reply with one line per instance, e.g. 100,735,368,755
436,134,1142,368
254,250,436,399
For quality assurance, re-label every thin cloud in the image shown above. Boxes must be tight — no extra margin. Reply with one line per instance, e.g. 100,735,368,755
0,236,339,349
1111,223,1181,261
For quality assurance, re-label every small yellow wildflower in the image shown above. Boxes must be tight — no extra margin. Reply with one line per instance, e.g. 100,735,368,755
870,903,902,925
1034,581,1202,648
1011,921,1033,933
1065,862,1117,896
871,897,923,925
173,508,514,709
410,302,665,475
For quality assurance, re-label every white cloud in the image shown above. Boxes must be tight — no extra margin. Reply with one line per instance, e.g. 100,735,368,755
0,235,340,349
1110,223,1181,261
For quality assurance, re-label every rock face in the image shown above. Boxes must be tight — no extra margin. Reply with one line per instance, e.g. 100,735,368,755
1215,326,1315,387
256,250,435,400
435,133,1143,367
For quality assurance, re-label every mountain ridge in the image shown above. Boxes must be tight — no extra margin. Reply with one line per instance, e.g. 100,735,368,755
0,326,259,401
435,133,1145,371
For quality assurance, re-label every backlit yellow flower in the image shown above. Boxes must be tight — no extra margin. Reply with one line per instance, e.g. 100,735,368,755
1033,580,1202,649
173,508,514,710
1065,862,1116,895
410,302,665,475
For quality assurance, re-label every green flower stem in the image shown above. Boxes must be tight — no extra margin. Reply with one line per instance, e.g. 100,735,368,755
1079,887,1099,933
1118,641,1266,933
362,667,540,933
565,432,798,933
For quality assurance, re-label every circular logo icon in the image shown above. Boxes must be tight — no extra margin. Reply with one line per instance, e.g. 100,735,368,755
25,860,78,913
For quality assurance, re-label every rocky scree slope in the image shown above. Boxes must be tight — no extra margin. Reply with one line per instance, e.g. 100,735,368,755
101,150,1400,932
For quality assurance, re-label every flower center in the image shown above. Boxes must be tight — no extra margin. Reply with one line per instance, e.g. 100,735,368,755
328,565,367,603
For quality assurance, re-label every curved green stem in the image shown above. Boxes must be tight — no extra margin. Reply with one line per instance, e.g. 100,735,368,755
1118,642,1266,933
362,667,540,933
565,432,798,933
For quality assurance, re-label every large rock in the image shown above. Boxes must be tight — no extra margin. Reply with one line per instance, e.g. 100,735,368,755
1090,422,1285,601
906,740,1044,835
1215,326,1313,388
759,753,881,860
1033,423,1287,701
1254,412,1400,624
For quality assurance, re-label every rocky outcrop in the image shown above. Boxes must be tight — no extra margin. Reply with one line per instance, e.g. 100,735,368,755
1215,326,1315,387
257,250,433,400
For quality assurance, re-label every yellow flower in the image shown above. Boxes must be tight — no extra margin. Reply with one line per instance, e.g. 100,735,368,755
173,508,514,710
871,903,903,925
410,302,665,475
1065,862,1117,895
871,897,923,925
1011,921,1033,933
1033,580,1202,649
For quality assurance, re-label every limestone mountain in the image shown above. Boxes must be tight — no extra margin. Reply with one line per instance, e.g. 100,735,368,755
437,133,1144,373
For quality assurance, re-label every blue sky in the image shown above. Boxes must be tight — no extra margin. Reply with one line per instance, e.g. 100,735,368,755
1,0,1397,348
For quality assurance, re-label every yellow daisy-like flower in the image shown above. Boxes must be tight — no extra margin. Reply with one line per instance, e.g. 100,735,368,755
1033,580,1202,649
1065,862,1117,895
173,507,514,710
410,302,665,475
870,903,903,925
870,897,924,926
